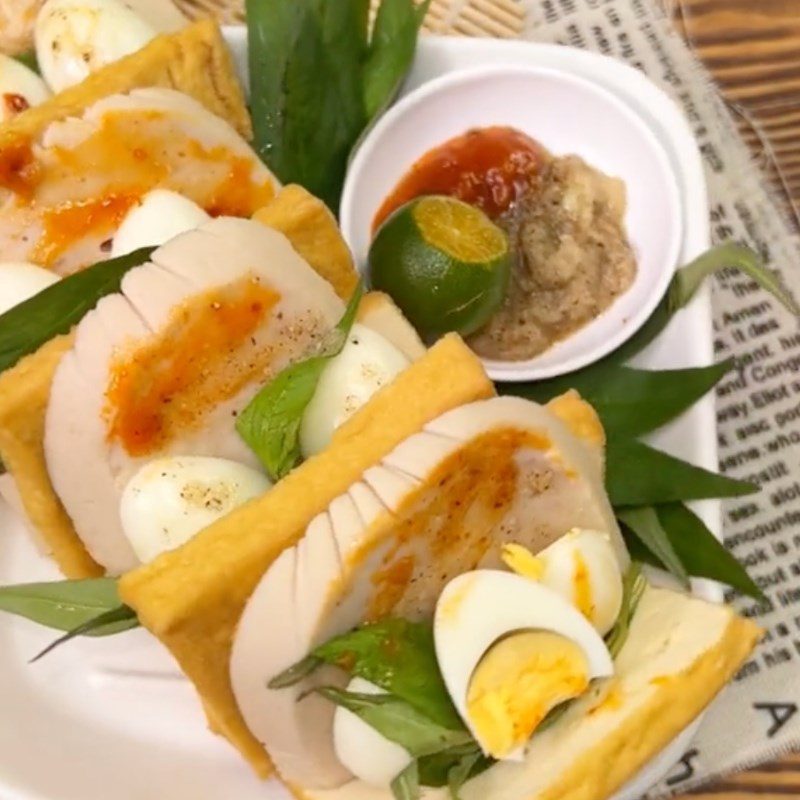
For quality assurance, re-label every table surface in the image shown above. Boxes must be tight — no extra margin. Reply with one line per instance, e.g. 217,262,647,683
670,4,800,797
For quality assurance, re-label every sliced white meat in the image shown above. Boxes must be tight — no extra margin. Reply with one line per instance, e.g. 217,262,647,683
0,53,51,122
230,395,626,789
45,217,343,575
0,87,278,276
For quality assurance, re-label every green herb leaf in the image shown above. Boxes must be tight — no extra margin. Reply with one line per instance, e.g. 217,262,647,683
391,760,420,800
654,504,764,601
447,750,483,800
670,242,800,317
31,604,139,662
363,0,430,119
268,654,323,689
617,508,689,587
273,617,462,729
606,437,757,506
505,361,732,437
605,563,647,658
236,282,363,480
416,743,484,787
13,51,39,73
0,247,155,375
247,0,368,210
318,686,473,756
247,0,425,211
0,578,132,632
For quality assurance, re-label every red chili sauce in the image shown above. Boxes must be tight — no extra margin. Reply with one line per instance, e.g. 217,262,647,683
372,126,545,231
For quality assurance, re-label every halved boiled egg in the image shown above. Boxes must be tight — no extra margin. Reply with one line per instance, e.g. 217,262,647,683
120,455,271,563
111,189,210,257
503,528,623,635
332,677,413,787
434,570,613,760
0,261,60,314
0,54,51,122
35,0,158,92
299,323,411,458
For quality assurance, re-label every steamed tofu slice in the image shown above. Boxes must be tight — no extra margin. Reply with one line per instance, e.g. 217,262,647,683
292,587,760,800
0,87,278,276
44,217,343,575
230,395,625,788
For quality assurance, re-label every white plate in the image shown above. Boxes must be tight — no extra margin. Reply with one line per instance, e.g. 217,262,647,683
0,32,720,800
340,65,683,382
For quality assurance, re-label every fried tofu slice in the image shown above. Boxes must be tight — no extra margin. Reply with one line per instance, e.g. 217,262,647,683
0,18,251,144
119,335,494,777
0,334,102,577
253,186,359,300
291,587,760,800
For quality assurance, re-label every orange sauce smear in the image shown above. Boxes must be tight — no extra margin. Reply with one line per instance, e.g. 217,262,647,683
105,278,280,457
0,136,41,199
372,126,545,232
3,110,275,267
365,427,551,621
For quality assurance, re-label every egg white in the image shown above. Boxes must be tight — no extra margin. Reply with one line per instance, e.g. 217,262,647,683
300,324,410,458
434,570,614,759
111,189,211,257
0,262,60,315
119,456,271,564
35,0,158,92
0,54,51,122
332,677,413,787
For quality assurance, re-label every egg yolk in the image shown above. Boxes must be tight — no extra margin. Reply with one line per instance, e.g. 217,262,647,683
466,630,590,759
501,542,544,581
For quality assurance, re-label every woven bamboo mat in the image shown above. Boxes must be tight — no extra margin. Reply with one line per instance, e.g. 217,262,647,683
175,0,524,37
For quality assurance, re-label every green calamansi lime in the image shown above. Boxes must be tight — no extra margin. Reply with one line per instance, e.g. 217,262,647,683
368,196,511,338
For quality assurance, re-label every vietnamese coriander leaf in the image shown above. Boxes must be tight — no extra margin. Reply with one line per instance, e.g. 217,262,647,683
247,0,367,210
447,750,484,800
605,437,757,506
364,0,431,119
317,686,473,756
247,0,427,212
270,617,462,729
649,503,764,601
391,760,420,800
0,246,155,375
617,508,689,588
236,282,363,480
670,242,800,316
0,578,130,632
505,361,733,437
605,562,647,658
31,604,139,663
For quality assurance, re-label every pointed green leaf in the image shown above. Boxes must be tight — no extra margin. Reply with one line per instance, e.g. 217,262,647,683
656,503,764,601
0,247,155,375
605,563,648,658
31,605,139,662
236,282,363,480
606,438,757,506
617,508,688,587
317,687,473,757
391,760,420,800
0,578,130,632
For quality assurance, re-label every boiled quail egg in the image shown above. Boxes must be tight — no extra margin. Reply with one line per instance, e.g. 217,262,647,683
111,189,211,257
503,528,623,635
434,570,613,760
119,456,271,563
0,54,51,122
35,0,158,92
299,324,410,458
333,677,413,787
0,261,60,315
